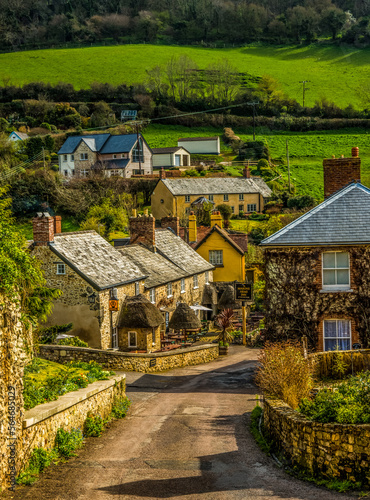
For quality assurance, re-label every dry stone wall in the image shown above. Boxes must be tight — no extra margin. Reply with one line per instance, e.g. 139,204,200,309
264,397,370,485
0,294,32,491
39,344,219,373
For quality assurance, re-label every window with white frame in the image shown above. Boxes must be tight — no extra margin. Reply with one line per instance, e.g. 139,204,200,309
247,204,257,212
132,138,144,162
128,331,137,347
80,169,89,177
239,193,244,200
167,282,173,297
135,282,140,295
63,155,67,162
150,288,156,303
185,195,190,203
205,271,209,284
80,153,88,160
56,263,65,275
209,250,223,265
323,319,351,351
209,194,214,201
181,278,185,293
193,274,199,288
322,252,350,289
223,194,229,201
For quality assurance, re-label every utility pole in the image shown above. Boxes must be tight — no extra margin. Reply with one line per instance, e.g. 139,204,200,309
286,140,291,193
299,80,310,107
247,101,259,141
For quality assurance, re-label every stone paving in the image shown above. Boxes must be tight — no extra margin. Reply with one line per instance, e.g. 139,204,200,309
5,346,355,500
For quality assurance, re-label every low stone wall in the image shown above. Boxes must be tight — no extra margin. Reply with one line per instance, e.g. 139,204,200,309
264,397,370,485
19,374,126,473
38,344,219,373
308,349,370,379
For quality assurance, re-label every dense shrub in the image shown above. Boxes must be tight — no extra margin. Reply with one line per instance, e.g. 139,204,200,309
17,447,59,485
38,323,73,344
111,397,131,419
55,428,84,458
286,195,315,210
255,341,313,409
299,371,370,424
84,412,105,437
58,336,88,347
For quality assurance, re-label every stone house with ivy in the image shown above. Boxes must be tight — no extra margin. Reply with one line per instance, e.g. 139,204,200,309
58,133,152,178
260,147,370,352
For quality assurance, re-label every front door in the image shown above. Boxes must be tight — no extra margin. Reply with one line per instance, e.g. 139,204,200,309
175,155,181,167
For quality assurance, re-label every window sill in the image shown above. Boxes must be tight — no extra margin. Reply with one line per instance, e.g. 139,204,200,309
320,288,353,293
180,290,186,294
167,295,173,299
193,286,199,290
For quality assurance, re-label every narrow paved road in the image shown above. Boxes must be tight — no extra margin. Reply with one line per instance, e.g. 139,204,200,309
7,347,354,500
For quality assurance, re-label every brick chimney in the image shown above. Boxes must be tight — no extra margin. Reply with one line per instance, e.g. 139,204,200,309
161,216,180,236
159,167,166,179
210,211,223,228
32,213,55,246
129,214,156,247
243,166,251,178
323,147,361,198
54,215,62,234
188,212,197,243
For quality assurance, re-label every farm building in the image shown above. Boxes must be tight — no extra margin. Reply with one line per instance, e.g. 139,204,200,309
177,137,220,155
152,147,191,168
8,131,29,141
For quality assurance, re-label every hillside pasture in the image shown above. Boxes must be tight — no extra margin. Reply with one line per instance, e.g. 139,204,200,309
1,44,370,108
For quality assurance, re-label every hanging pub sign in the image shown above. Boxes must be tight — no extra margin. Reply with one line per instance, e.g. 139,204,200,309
109,299,119,311
235,282,253,301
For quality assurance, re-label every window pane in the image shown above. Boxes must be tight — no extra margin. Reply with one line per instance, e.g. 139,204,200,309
324,320,337,338
322,253,335,268
323,270,336,285
336,252,349,268
325,339,340,351
337,269,350,285
337,320,350,337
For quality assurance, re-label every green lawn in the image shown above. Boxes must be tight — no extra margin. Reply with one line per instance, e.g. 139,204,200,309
17,217,80,240
2,43,370,108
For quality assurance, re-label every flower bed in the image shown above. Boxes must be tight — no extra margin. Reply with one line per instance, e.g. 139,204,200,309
23,358,113,410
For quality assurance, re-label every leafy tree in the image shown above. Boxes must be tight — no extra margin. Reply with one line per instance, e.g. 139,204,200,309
216,204,233,224
80,198,128,238
0,187,61,324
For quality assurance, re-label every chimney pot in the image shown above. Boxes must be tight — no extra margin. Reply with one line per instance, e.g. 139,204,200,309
160,216,180,236
32,213,55,246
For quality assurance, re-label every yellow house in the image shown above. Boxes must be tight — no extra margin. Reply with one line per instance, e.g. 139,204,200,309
151,169,272,220
190,212,247,283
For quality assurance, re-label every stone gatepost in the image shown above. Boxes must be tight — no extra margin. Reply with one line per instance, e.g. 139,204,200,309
0,295,32,491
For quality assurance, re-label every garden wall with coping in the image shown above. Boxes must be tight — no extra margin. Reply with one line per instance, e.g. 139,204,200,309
264,396,370,484
38,344,219,372
19,373,126,473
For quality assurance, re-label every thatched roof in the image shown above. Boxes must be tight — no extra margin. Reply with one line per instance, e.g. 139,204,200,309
118,294,164,328
168,302,201,330
218,285,237,309
202,284,217,305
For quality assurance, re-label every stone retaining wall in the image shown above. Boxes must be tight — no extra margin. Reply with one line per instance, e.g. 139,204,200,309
38,344,219,372
264,397,370,485
20,374,126,474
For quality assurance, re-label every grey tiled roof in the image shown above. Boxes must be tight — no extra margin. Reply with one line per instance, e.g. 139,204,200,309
58,134,110,154
50,231,147,289
261,183,370,247
117,244,188,288
162,177,272,198
154,229,214,275
152,147,184,154
178,137,218,142
100,134,138,154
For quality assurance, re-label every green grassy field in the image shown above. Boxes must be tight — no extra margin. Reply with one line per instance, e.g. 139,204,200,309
1,44,370,108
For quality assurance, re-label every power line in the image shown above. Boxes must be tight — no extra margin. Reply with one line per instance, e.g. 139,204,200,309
0,151,44,182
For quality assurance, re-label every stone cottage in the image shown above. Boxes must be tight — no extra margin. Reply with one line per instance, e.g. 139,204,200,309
115,214,215,328
31,213,147,349
260,147,370,352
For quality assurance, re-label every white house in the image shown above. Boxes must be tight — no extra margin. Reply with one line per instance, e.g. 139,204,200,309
177,137,220,155
8,131,29,142
152,147,191,169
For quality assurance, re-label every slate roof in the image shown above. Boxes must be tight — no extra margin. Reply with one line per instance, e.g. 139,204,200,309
100,134,138,154
260,183,370,247
50,231,147,290
117,229,214,287
178,137,218,142
58,134,110,155
154,229,214,275
161,177,272,198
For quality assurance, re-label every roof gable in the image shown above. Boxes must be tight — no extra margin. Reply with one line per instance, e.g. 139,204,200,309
261,183,370,246
58,134,110,155
194,225,246,255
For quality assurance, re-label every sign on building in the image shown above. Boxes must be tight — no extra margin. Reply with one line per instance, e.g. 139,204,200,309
109,299,119,311
235,283,253,301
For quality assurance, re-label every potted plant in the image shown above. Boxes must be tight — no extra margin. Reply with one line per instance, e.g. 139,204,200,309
215,308,234,355
219,341,229,355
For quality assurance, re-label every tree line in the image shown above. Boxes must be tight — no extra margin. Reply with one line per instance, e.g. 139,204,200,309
0,0,369,50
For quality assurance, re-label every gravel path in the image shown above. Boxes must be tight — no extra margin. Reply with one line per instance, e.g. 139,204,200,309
5,346,356,500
